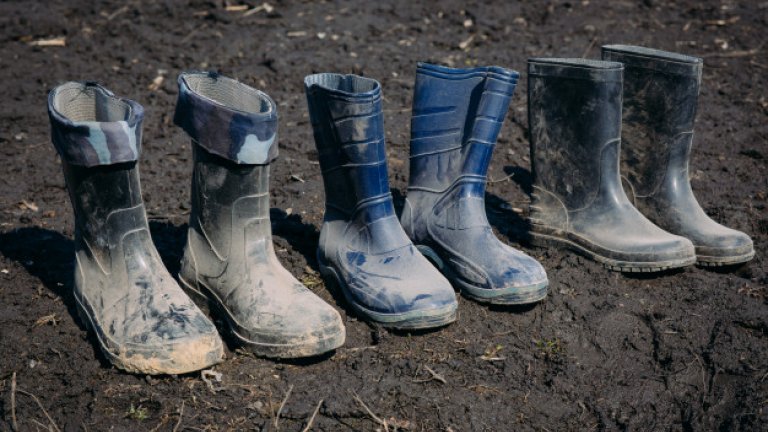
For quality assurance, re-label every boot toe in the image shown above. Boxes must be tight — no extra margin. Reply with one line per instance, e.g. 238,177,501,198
341,251,458,329
121,332,224,375
694,228,755,266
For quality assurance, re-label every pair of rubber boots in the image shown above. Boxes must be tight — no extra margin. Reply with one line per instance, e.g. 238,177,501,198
303,63,548,331
528,45,755,272
48,73,344,375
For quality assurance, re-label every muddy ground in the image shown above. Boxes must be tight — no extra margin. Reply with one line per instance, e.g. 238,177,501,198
1,0,766,430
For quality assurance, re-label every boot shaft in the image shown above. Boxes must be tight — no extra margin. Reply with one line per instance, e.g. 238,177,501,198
304,73,391,216
409,63,518,191
173,72,278,263
528,58,624,210
48,82,148,260
602,45,703,198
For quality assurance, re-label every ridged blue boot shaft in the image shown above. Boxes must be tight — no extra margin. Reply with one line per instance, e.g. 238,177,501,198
305,73,457,329
410,63,517,190
402,63,548,305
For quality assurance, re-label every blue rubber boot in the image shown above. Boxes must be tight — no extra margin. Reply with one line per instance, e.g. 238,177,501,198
400,63,549,305
304,73,458,330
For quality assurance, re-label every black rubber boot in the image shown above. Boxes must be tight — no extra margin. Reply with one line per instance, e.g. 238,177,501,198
401,62,548,305
602,45,755,266
527,59,697,272
174,72,345,358
48,82,224,374
304,73,458,330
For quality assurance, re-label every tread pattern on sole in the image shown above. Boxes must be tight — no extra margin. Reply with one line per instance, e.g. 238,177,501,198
530,230,695,273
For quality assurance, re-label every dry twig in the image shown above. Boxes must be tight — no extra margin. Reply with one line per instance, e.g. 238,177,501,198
10,372,17,431
173,400,185,432
274,384,293,430
302,398,323,432
16,388,61,432
29,37,66,47
351,390,388,431
413,365,447,384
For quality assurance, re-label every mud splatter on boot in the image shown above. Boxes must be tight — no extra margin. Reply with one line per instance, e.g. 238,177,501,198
304,73,458,329
400,63,548,304
602,45,755,267
48,82,224,374
174,72,345,358
526,59,697,272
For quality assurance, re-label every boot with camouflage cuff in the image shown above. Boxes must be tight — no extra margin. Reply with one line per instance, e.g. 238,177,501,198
48,81,224,375
174,72,345,358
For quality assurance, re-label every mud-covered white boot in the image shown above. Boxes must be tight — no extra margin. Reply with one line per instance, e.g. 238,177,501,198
48,82,224,374
174,72,345,358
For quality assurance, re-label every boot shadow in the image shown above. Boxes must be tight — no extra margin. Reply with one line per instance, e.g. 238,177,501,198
0,227,112,370
486,165,534,246
270,208,322,273
148,220,187,277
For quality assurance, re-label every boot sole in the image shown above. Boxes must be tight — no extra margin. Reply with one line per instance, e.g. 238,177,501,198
179,277,345,359
416,245,548,305
73,292,223,375
696,250,755,267
317,254,457,330
530,231,696,272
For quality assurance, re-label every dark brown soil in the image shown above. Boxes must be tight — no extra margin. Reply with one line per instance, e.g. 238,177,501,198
1,1,767,430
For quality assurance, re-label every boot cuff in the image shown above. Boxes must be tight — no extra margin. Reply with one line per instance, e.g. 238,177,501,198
47,82,143,167
416,62,519,84
174,72,278,165
601,45,702,77
528,58,623,82
304,73,381,101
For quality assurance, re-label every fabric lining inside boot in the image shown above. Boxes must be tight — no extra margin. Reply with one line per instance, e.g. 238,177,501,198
52,82,132,123
181,73,272,114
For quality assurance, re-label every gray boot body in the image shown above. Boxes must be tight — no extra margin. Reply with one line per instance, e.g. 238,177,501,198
527,59,697,272
401,62,548,305
174,72,345,358
48,82,224,374
304,73,458,330
602,45,755,266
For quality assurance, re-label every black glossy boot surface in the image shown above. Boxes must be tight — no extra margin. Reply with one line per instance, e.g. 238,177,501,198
602,45,755,266
527,59,697,272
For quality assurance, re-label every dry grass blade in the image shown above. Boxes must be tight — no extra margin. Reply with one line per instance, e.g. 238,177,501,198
274,384,293,430
173,400,185,432
302,398,323,432
11,372,18,431
351,390,388,431
29,37,66,47
16,388,61,432
702,46,762,58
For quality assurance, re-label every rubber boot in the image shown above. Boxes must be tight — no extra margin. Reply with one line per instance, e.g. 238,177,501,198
304,73,458,329
527,59,697,272
601,45,755,266
48,82,224,374
174,72,345,358
400,63,548,305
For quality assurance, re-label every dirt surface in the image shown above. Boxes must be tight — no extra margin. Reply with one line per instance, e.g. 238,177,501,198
1,0,767,430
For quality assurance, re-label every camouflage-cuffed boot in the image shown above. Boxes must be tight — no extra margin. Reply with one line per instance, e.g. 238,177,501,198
174,72,345,358
602,45,755,266
304,73,458,330
401,63,548,305
48,82,224,374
